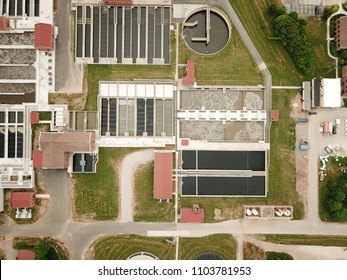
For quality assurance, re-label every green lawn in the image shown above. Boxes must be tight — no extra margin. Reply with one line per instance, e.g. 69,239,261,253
134,162,175,222
73,148,141,220
179,25,263,85
180,90,304,221
230,0,335,84
179,234,237,260
261,234,347,247
92,235,175,260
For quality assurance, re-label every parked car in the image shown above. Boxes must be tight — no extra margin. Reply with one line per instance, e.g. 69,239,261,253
298,118,308,123
332,126,337,134
345,119,347,127
336,119,341,127
341,169,347,174
309,111,317,115
345,127,347,135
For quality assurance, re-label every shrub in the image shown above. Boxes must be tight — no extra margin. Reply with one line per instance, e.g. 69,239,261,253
325,199,343,212
331,5,339,13
333,208,347,221
266,252,293,260
328,188,346,202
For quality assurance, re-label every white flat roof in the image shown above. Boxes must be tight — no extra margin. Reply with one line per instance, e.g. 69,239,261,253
321,78,341,108
99,82,175,99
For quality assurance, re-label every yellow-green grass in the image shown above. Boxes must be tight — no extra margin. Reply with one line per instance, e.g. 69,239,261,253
306,17,336,78
243,242,266,260
85,34,176,111
92,235,175,260
179,234,237,260
179,25,263,86
73,147,141,220
261,234,347,247
268,90,304,219
133,162,175,222
180,90,304,222
230,0,335,85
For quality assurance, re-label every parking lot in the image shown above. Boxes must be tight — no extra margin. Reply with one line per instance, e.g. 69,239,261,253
296,107,347,221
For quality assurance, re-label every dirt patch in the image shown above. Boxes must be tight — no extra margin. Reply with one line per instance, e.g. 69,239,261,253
214,208,225,221
290,94,304,119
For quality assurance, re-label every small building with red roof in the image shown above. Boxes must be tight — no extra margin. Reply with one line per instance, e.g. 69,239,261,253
180,206,204,223
30,112,40,124
0,16,10,30
271,110,279,121
182,60,195,86
17,249,35,260
154,151,173,200
33,151,43,168
10,192,35,208
34,23,55,51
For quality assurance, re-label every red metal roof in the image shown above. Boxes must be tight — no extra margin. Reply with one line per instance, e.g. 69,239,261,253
17,249,35,260
34,23,54,51
103,0,132,4
181,139,189,146
0,16,10,30
271,110,279,121
30,112,40,124
33,150,43,168
182,60,195,86
154,152,173,200
10,192,35,208
180,208,204,223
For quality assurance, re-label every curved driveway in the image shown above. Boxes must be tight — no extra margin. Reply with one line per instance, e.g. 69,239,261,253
119,150,154,223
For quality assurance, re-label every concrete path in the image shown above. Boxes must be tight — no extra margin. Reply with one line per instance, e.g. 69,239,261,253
119,150,154,223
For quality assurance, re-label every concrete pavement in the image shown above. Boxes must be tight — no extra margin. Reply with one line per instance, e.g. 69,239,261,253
54,0,82,92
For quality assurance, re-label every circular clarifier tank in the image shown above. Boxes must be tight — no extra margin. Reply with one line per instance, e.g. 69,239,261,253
183,8,231,55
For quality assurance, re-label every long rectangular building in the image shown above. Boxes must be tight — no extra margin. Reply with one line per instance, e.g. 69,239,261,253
75,4,171,64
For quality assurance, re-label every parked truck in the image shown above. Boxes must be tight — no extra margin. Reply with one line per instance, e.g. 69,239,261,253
298,118,308,123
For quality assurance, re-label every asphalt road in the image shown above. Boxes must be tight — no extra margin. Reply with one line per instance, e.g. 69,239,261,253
54,0,82,92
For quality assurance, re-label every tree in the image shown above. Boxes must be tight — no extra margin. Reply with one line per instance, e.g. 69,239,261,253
268,4,278,17
33,241,50,260
332,207,347,221
277,6,287,16
272,14,313,73
328,188,346,202
325,199,343,212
